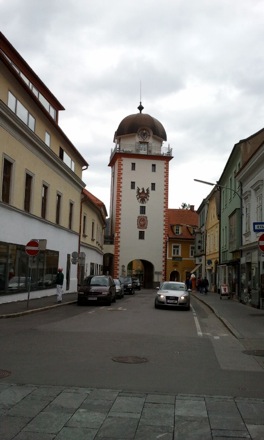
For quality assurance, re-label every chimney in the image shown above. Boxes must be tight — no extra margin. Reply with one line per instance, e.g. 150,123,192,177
190,205,195,211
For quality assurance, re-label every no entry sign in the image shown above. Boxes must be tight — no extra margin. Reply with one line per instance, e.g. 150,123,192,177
258,234,264,252
25,239,39,256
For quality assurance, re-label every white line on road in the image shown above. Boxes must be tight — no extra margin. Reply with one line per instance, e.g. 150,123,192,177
191,305,203,337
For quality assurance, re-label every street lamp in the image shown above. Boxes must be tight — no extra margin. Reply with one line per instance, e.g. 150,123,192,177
194,179,242,200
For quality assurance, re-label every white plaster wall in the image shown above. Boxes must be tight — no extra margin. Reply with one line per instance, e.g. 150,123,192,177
118,157,165,277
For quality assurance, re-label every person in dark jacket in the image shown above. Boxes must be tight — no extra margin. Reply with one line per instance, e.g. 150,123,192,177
55,268,64,303
201,277,209,294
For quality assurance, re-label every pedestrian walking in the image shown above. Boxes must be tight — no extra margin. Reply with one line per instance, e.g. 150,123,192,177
55,268,64,303
201,277,209,295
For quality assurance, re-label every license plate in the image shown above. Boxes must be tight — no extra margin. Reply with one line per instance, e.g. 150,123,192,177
88,297,97,300
167,299,178,304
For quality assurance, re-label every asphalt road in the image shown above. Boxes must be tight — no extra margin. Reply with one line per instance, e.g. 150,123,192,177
0,289,263,398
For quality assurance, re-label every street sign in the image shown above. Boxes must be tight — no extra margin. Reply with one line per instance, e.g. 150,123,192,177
25,239,39,256
258,234,264,252
253,222,264,232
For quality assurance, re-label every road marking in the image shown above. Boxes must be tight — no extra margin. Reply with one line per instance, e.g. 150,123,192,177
191,305,203,337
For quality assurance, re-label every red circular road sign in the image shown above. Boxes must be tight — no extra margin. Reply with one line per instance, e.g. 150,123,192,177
258,234,264,252
25,239,39,256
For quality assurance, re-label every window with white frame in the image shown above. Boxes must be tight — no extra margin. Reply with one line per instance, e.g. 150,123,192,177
172,244,180,256
190,245,195,257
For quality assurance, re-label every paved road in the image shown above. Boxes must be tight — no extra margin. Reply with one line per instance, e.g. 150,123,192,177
0,290,264,439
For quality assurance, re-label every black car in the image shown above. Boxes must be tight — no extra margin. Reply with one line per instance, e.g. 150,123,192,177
78,275,116,306
119,276,135,295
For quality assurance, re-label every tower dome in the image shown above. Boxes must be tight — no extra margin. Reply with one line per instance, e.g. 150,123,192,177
114,103,167,141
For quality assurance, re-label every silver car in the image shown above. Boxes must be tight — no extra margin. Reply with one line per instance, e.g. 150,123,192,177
154,281,191,310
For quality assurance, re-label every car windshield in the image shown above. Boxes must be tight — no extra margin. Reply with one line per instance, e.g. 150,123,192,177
161,282,185,291
114,279,120,286
84,276,108,286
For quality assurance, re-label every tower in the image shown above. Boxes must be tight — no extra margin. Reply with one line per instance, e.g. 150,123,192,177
108,103,173,288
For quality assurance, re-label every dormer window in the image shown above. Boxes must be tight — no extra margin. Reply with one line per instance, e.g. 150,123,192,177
174,225,181,235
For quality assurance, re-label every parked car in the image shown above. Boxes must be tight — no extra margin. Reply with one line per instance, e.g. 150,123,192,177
119,276,135,295
154,281,190,310
78,275,116,306
8,276,31,291
132,278,141,290
114,278,124,299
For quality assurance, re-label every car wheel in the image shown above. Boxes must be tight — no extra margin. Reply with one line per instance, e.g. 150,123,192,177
154,301,159,309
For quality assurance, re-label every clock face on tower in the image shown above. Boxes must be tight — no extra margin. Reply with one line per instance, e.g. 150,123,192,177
138,128,150,141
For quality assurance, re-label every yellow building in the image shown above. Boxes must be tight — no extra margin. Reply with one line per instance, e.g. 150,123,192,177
205,189,220,292
0,32,89,302
166,207,198,284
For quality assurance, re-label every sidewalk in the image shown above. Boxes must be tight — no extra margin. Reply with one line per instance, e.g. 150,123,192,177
0,292,77,318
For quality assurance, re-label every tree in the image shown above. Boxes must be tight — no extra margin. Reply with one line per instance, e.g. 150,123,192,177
181,203,191,209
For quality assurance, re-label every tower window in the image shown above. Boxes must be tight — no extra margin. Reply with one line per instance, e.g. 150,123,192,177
131,181,135,190
139,231,145,240
152,164,156,172
140,206,146,215
151,183,156,191
131,163,136,171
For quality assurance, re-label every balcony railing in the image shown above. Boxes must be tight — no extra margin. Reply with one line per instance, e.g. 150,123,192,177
109,143,173,162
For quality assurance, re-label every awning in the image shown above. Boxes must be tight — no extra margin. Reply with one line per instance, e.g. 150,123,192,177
190,264,201,274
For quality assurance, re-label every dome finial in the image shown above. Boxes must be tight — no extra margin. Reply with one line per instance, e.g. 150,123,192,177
138,101,144,113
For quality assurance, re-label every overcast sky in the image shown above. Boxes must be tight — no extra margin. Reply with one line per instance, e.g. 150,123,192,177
2,0,264,214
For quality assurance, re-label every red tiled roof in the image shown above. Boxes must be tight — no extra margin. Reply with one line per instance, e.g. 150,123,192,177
167,209,198,239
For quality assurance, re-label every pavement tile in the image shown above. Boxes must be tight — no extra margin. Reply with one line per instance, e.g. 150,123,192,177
206,399,245,430
236,400,264,424
23,411,71,434
0,415,31,440
110,396,145,414
12,432,55,440
55,426,97,440
96,416,139,438
173,417,211,440
6,398,49,417
47,391,87,409
67,408,107,428
29,385,65,399
0,384,36,408
175,398,207,417
134,423,173,440
211,429,250,438
88,388,120,400
246,424,264,439
140,402,174,427
145,394,175,404
80,397,114,412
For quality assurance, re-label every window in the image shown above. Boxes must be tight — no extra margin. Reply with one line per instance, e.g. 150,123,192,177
83,215,87,236
45,131,51,147
151,183,156,191
69,202,73,230
190,245,195,257
2,158,13,203
172,245,180,256
59,147,75,171
56,193,61,224
41,184,48,219
174,225,181,235
139,231,145,240
131,181,135,189
8,92,35,131
24,173,32,212
131,163,136,171
140,206,146,215
152,164,156,172
256,194,263,222
91,221,95,240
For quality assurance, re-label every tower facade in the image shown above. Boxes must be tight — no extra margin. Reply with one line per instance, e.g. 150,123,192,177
108,104,173,287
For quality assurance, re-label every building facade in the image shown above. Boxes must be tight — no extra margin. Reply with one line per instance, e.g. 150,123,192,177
166,207,198,283
0,32,91,303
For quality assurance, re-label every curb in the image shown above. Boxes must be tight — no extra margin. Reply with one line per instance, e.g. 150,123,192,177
192,293,242,340
0,300,77,319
